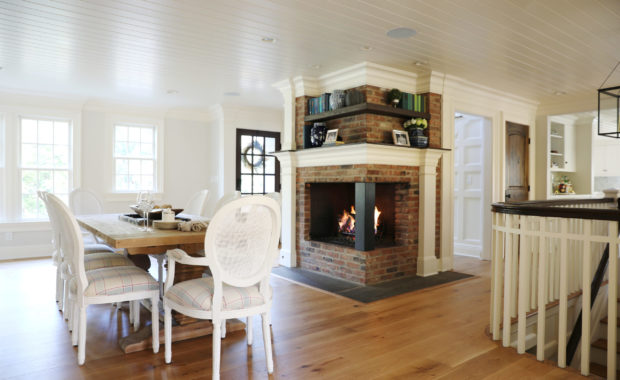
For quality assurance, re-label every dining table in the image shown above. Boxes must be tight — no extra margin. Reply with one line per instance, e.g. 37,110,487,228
76,213,245,353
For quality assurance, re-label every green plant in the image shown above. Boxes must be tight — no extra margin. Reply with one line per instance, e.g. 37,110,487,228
387,88,402,105
403,117,428,130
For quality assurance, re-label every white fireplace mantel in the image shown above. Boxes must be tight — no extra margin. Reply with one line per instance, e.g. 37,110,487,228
274,143,445,276
274,143,444,168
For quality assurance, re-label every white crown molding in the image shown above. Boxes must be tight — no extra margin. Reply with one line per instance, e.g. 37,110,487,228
537,90,598,116
165,107,216,123
442,74,539,111
292,76,321,97
416,71,446,94
83,100,168,118
0,90,84,111
274,143,443,168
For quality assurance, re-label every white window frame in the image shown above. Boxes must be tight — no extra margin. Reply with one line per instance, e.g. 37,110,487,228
105,115,164,202
0,107,81,223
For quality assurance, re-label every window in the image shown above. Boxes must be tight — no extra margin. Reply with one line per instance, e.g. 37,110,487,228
113,124,156,192
19,117,72,218
236,129,280,195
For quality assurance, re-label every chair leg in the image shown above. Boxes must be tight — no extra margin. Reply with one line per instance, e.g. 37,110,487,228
221,319,227,339
56,266,63,310
246,316,253,345
62,278,69,318
77,306,87,365
154,254,165,298
164,303,172,364
261,312,273,373
151,296,159,353
132,300,140,331
71,302,79,346
212,319,221,380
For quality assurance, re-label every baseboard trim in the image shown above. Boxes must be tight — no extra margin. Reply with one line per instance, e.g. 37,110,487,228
0,244,53,261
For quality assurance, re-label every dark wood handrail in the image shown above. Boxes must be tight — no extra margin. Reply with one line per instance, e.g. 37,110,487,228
491,198,620,221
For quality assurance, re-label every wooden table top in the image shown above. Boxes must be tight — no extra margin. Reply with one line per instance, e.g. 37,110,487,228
76,214,206,250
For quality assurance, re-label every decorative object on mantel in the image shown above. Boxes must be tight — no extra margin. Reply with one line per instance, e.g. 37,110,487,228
403,117,429,148
345,89,364,107
303,124,313,148
323,129,339,146
387,88,402,108
597,60,620,138
310,122,327,147
392,130,410,146
330,89,346,110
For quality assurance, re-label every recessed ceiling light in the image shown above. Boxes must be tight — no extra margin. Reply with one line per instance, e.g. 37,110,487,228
414,61,425,66
166,89,179,95
311,64,321,69
261,36,276,43
223,91,241,96
554,90,567,96
360,45,373,51
387,27,417,39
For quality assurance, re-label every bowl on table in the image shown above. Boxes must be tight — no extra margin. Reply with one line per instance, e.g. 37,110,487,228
129,205,184,220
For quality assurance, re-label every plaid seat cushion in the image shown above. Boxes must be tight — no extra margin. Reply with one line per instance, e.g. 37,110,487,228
84,243,116,254
84,252,134,271
71,266,158,297
165,277,270,311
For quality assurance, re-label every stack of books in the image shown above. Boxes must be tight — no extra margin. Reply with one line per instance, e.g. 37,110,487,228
400,93,428,112
308,93,331,114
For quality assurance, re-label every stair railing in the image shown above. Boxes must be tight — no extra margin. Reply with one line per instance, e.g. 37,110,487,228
490,198,620,379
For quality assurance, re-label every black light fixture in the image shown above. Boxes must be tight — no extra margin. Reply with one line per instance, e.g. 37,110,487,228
598,61,620,138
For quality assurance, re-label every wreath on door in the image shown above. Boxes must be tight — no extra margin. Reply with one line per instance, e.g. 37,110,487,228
242,140,264,170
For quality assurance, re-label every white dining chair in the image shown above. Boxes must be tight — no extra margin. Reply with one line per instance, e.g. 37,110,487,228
69,188,113,245
46,193,160,365
163,196,281,380
184,189,209,216
40,192,124,312
211,190,241,218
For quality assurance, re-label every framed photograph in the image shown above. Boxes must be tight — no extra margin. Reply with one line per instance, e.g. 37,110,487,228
393,130,410,146
324,129,339,145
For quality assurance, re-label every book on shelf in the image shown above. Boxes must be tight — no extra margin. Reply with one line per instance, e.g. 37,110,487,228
307,93,332,115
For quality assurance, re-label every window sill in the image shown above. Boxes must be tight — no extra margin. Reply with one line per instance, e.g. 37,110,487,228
104,192,164,202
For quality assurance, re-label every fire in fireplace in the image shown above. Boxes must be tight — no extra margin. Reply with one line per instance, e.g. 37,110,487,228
309,182,397,251
337,205,382,236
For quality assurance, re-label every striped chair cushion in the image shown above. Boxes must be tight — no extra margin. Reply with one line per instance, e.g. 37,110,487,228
71,266,158,297
165,277,270,311
84,252,134,271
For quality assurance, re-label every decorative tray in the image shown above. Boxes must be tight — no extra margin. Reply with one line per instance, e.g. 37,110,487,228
119,213,190,226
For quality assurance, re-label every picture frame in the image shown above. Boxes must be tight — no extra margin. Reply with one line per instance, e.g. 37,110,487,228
324,129,339,145
392,130,410,146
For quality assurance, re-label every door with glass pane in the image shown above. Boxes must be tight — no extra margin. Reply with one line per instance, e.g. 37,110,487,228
236,129,280,195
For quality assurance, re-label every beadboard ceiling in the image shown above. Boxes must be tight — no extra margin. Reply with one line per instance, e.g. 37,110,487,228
0,0,619,109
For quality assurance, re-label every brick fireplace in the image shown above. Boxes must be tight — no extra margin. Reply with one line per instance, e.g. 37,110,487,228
274,81,446,285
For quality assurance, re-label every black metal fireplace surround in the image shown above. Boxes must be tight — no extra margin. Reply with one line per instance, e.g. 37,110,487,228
309,182,397,251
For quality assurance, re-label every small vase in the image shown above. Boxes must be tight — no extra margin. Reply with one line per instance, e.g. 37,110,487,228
408,128,428,148
310,123,327,147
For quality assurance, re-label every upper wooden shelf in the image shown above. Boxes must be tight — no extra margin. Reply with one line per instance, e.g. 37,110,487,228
304,103,431,123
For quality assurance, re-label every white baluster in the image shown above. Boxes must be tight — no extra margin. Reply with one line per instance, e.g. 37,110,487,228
607,221,618,380
537,216,547,361
491,212,504,340
558,218,568,368
581,220,592,376
517,215,531,353
503,214,514,347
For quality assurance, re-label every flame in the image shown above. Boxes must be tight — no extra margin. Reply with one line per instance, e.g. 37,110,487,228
337,205,382,235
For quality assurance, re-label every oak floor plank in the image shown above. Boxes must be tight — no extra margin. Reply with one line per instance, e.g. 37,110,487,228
0,256,598,379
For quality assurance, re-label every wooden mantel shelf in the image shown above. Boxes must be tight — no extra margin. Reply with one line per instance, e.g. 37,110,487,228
304,102,431,123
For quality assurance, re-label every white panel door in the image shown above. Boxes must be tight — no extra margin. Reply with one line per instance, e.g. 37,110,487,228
454,117,484,258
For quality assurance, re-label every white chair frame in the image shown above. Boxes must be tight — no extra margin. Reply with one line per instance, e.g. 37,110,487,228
163,195,281,379
46,194,160,365
184,189,210,216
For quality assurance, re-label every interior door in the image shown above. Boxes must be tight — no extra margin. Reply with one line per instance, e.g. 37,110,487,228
505,122,529,202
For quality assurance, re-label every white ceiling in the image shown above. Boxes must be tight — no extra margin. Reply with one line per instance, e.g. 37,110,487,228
0,0,619,109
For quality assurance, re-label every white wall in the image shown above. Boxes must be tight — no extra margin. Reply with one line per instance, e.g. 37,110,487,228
0,93,282,260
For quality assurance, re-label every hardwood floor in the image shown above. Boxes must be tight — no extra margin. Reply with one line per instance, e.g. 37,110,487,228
0,256,594,379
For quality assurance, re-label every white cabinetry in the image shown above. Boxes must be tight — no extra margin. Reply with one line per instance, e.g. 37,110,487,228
549,121,575,172
593,144,620,177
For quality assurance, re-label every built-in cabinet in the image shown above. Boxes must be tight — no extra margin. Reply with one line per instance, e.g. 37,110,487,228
549,121,575,172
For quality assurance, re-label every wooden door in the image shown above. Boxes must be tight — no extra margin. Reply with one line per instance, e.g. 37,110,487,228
505,122,529,202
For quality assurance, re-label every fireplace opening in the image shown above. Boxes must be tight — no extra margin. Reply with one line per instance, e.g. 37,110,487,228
309,182,398,250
